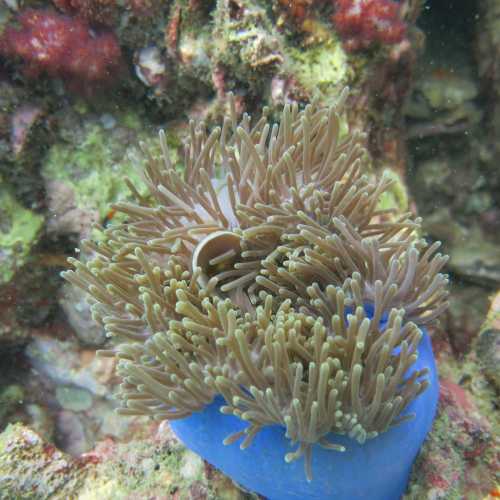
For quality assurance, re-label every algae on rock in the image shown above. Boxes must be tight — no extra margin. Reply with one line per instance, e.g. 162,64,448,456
0,422,247,499
41,110,181,236
212,0,285,93
285,34,351,98
0,177,44,286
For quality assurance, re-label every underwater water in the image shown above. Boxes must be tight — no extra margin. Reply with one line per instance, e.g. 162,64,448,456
0,1,498,499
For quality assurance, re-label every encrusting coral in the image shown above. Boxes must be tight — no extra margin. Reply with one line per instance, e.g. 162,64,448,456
63,89,449,480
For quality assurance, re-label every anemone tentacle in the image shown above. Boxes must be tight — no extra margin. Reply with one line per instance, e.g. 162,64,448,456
63,90,448,480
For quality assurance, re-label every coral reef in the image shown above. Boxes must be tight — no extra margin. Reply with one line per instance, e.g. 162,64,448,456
403,287,500,499
63,90,448,488
284,32,349,99
406,379,498,499
0,422,246,499
211,0,285,95
52,0,118,26
332,0,407,52
41,108,164,224
0,0,498,498
0,9,123,95
276,0,315,23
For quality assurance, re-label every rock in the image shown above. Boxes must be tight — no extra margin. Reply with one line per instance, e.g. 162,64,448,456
25,335,109,398
10,104,45,158
41,108,152,230
444,283,491,356
55,410,92,456
55,386,93,413
0,291,31,347
418,74,478,112
12,264,61,328
405,70,482,138
0,385,24,426
45,180,99,240
212,0,285,94
59,282,107,347
0,424,95,498
476,328,500,391
421,208,468,246
284,35,348,98
476,290,500,390
24,404,55,444
448,231,500,287
0,260,61,347
0,177,44,287
0,423,248,499
405,379,498,499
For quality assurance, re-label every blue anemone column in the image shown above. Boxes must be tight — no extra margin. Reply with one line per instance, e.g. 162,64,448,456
170,328,438,500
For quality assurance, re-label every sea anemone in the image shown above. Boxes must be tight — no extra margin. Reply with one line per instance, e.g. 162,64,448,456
63,89,448,498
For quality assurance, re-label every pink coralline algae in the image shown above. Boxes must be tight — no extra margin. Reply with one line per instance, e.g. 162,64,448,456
52,0,117,26
408,379,498,498
0,9,123,95
332,0,407,52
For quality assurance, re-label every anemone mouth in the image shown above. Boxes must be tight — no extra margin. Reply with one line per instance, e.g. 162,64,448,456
192,230,243,287
62,89,448,481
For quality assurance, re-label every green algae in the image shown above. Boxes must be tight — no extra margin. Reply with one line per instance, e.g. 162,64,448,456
43,124,141,220
377,169,409,213
0,179,44,285
41,111,181,222
285,36,351,98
